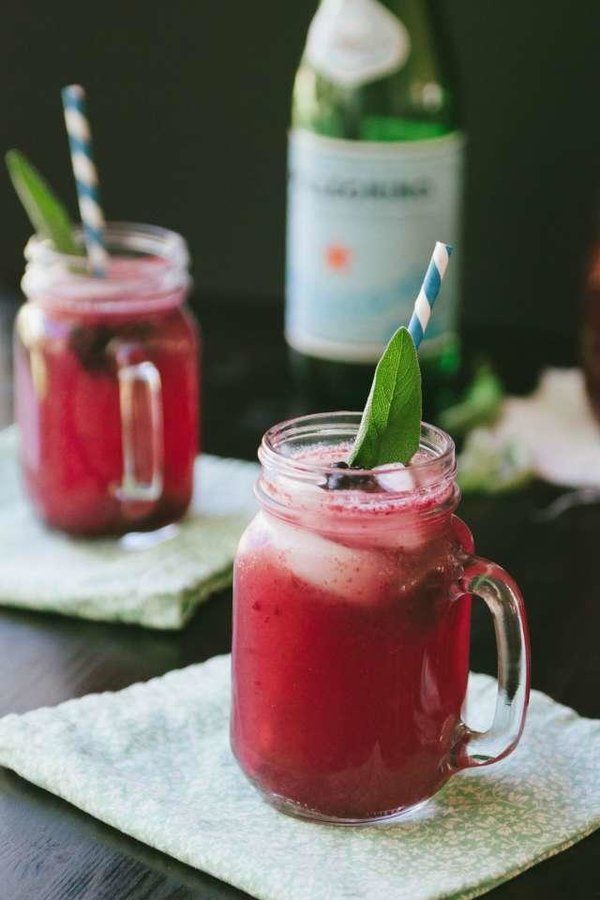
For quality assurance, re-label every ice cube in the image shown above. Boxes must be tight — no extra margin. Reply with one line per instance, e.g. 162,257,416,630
371,465,448,552
372,516,431,552
374,465,414,493
263,515,393,605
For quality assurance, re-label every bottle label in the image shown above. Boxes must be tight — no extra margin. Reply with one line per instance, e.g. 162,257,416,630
306,0,410,88
286,129,464,363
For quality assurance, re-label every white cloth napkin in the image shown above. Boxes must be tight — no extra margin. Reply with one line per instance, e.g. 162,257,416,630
0,428,258,628
494,368,600,488
0,654,598,900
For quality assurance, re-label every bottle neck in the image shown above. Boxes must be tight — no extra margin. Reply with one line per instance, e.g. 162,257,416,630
368,0,455,94
296,0,457,140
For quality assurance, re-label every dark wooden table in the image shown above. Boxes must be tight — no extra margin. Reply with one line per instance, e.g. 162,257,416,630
0,297,598,899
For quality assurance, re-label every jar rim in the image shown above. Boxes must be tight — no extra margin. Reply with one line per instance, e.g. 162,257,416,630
22,222,191,316
259,411,456,485
24,221,189,270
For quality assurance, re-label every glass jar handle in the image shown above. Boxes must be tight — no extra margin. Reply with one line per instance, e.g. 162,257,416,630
454,557,530,768
115,346,164,504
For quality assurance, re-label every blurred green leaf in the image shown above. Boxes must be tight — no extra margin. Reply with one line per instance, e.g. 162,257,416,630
440,362,504,436
458,428,533,495
6,149,79,255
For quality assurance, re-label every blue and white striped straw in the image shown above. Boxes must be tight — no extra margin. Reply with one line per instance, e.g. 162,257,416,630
61,84,108,276
407,241,453,348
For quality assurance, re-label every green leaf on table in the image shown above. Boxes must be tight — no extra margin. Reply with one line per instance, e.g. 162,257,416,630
6,149,80,255
439,362,504,436
348,326,422,468
458,428,533,495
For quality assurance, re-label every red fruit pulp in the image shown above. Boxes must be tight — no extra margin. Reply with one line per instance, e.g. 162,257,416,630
583,240,600,423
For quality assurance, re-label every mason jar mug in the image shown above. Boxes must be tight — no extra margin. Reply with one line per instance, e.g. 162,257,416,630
231,413,530,824
14,223,200,536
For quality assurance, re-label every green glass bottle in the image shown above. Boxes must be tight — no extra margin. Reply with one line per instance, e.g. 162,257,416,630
285,0,463,417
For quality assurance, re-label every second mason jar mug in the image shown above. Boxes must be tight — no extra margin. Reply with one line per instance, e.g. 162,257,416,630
14,223,200,536
231,413,530,824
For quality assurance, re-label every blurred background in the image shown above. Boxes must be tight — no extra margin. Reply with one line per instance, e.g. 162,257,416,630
0,0,599,430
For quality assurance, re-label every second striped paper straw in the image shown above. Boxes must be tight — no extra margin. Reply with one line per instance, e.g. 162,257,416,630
407,241,453,348
61,85,108,276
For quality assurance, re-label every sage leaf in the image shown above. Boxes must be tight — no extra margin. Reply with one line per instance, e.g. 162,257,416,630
6,149,80,255
348,326,422,468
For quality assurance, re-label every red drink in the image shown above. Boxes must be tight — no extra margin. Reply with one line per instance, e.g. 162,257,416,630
232,414,530,824
14,224,199,536
583,237,600,423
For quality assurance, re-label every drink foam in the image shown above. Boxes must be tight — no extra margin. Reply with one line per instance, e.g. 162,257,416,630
268,440,453,523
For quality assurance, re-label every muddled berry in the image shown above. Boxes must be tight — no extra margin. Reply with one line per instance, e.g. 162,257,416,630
68,325,115,373
68,322,153,373
323,460,380,492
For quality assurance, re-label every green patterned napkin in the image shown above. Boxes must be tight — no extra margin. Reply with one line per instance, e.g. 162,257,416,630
0,428,257,629
0,655,598,900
